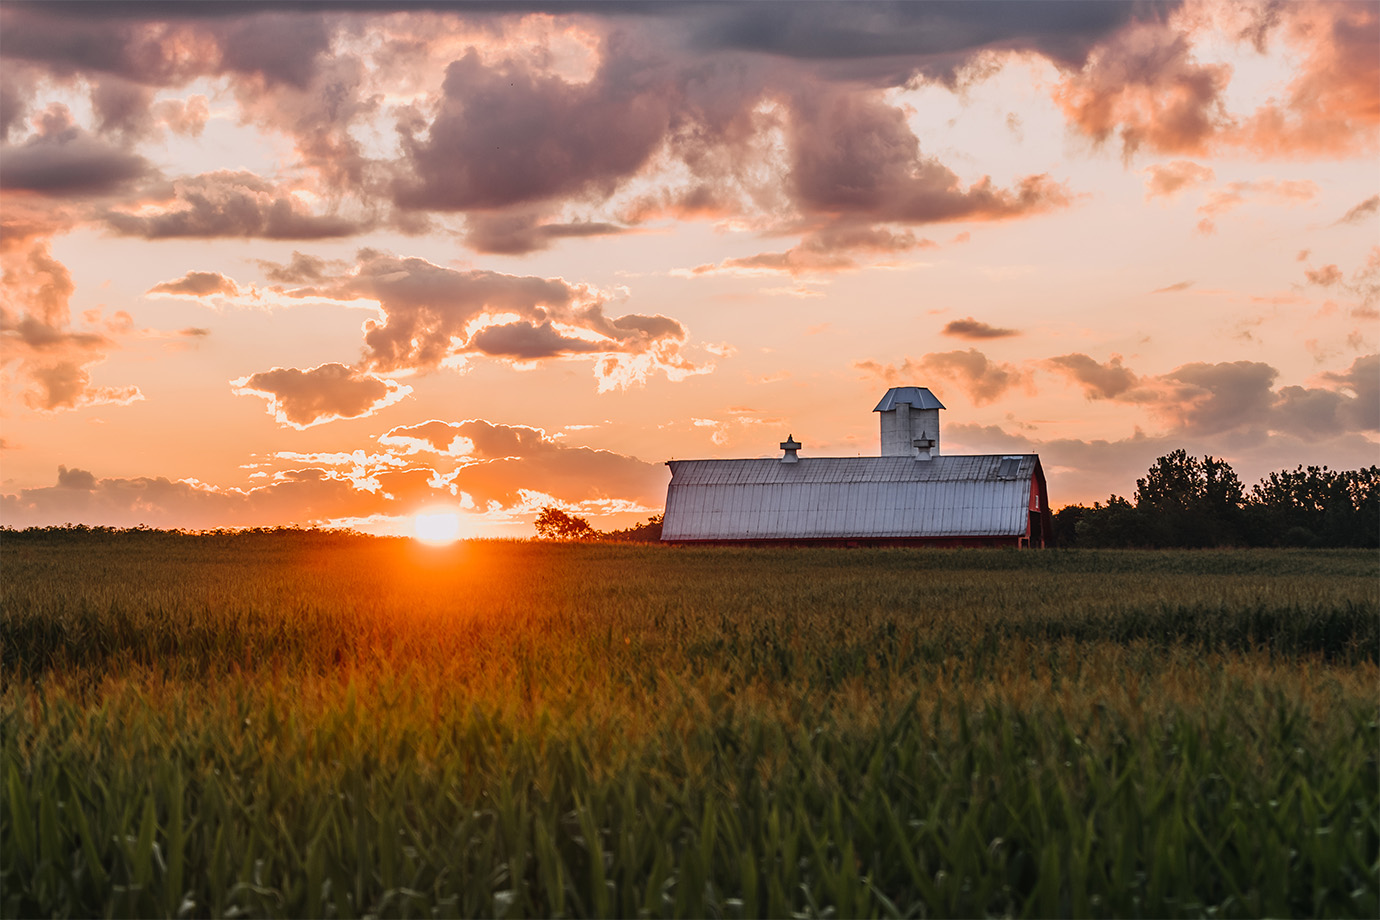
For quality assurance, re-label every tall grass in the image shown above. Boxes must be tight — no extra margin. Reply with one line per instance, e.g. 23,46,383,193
2,534,1377,917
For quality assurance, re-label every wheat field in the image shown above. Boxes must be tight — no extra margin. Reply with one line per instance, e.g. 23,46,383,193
2,531,1376,918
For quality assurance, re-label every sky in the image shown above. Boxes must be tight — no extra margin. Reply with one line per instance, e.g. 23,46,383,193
1,0,1376,538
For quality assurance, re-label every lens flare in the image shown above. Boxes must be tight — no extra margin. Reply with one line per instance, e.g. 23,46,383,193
414,511,461,544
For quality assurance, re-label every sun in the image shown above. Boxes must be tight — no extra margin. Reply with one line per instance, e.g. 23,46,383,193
413,510,461,545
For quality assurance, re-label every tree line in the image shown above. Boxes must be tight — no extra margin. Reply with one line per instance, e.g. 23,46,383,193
1054,450,1379,548
533,508,663,543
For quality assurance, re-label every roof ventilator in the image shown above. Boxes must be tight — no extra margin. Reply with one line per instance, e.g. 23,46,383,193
912,432,936,461
780,434,802,464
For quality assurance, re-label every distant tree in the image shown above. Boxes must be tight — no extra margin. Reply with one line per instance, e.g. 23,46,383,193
533,507,598,541
603,514,664,543
1246,465,1380,547
1074,496,1151,548
1133,450,1245,546
1051,504,1089,547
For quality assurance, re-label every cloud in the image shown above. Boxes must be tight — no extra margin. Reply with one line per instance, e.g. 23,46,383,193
945,421,1379,509
1337,195,1379,225
1318,353,1379,434
152,95,210,138
0,104,152,195
1195,178,1317,234
379,418,668,510
393,47,675,213
230,363,413,429
294,251,703,389
255,251,342,285
0,465,399,531
856,348,1026,406
105,170,367,239
787,89,1071,224
462,212,630,255
689,224,934,277
1044,353,1140,400
1142,160,1214,199
147,270,239,297
1152,280,1195,293
1055,22,1230,159
1304,264,1343,287
1076,354,1380,440
1057,3,1380,161
1234,1,1380,158
942,317,1019,340
1,241,142,410
689,1,1152,84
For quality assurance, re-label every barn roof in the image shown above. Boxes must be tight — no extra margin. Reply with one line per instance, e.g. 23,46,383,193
662,454,1041,541
873,386,946,411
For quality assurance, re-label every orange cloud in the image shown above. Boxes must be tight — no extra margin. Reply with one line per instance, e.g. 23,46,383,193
1142,160,1214,199
857,348,1027,407
1055,22,1230,159
0,241,142,411
292,251,706,390
1235,1,1380,158
230,363,412,429
1044,353,1141,400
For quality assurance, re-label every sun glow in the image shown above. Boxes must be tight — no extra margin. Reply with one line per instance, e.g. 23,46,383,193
414,510,462,544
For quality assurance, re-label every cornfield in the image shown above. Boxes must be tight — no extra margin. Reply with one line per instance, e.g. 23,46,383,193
2,532,1376,918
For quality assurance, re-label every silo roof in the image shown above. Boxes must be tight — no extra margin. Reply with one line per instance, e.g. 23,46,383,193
873,387,946,411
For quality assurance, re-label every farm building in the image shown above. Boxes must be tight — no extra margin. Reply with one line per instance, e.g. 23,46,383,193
661,387,1052,547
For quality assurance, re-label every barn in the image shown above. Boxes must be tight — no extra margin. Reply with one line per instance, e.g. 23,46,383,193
660,387,1053,547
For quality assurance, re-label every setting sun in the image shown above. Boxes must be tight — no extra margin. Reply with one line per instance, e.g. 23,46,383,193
413,511,461,545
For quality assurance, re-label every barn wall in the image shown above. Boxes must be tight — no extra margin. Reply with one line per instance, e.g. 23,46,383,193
661,478,1032,541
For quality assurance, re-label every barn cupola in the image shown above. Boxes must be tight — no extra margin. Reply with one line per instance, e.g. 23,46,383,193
874,386,945,459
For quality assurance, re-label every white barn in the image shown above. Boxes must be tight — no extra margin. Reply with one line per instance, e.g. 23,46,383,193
661,387,1052,547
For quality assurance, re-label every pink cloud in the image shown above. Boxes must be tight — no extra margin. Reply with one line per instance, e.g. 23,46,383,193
147,270,239,297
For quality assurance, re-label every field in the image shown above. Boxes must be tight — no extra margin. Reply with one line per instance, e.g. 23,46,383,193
2,532,1377,919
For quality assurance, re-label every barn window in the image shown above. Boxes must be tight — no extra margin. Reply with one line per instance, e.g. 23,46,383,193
998,457,1021,479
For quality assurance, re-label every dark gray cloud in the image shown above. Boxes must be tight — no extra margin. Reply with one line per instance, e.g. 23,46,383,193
90,76,155,137
690,1,1172,83
788,90,1069,223
1069,354,1379,440
394,48,676,212
462,213,629,255
942,317,1019,340
0,105,152,195
105,170,366,239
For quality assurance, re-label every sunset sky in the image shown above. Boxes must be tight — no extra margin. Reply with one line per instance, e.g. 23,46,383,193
2,0,1376,537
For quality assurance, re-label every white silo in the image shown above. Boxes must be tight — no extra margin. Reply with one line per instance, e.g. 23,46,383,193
874,386,945,459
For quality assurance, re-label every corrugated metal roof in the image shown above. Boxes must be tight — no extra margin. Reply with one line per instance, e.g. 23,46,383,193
873,387,946,411
662,454,1038,541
